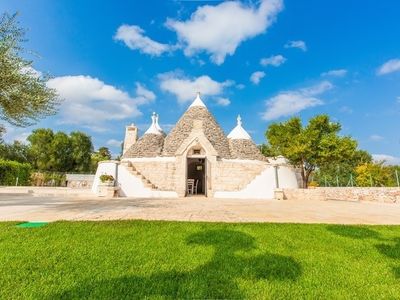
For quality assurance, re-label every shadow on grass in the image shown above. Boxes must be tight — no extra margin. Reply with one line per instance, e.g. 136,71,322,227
326,225,381,240
376,237,400,280
52,230,302,299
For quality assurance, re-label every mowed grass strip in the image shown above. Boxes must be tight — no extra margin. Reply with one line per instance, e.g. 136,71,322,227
0,221,399,299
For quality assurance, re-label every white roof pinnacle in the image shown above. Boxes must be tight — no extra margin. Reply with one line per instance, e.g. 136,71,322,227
145,112,163,135
227,115,252,140
155,113,163,132
189,92,206,108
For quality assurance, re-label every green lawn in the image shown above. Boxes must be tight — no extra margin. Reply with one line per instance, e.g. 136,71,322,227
0,221,399,299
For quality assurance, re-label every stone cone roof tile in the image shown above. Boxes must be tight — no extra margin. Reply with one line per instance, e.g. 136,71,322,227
229,139,268,161
123,133,164,158
162,106,231,158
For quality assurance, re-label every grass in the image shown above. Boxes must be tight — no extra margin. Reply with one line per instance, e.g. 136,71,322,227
0,221,400,299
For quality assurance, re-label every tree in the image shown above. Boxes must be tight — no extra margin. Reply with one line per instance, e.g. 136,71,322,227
27,128,54,170
50,132,73,171
355,162,393,187
90,147,112,173
0,13,59,127
264,115,361,188
70,131,93,172
0,140,31,163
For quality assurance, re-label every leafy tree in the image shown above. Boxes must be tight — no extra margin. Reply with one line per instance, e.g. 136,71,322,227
0,140,31,163
355,162,394,187
70,131,93,172
313,149,372,186
91,146,112,173
0,13,59,127
50,132,73,171
264,115,361,188
27,128,54,170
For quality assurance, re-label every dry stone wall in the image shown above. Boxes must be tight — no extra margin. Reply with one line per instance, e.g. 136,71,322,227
283,187,400,203
212,160,267,191
130,160,176,191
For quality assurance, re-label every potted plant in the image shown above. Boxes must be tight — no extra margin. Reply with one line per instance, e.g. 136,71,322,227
99,174,114,186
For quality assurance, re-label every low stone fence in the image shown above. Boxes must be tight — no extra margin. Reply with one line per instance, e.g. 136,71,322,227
283,187,400,203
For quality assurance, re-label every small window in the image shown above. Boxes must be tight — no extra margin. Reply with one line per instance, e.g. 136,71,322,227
193,149,201,155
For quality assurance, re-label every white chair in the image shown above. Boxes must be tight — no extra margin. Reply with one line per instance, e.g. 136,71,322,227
193,179,199,194
187,179,195,195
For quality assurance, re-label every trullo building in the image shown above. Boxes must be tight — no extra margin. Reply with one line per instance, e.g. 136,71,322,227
92,93,299,199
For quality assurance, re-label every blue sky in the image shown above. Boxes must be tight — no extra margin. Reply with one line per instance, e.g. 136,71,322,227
1,0,400,163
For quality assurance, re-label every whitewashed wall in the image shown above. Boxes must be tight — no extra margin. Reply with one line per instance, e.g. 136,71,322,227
91,161,119,194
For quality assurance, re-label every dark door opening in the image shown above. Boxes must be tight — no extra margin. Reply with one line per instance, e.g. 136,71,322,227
186,158,206,195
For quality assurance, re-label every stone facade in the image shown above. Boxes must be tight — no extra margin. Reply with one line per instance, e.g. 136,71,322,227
283,187,400,203
123,133,164,158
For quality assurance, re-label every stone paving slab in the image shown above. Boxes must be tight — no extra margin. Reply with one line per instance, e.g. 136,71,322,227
1,194,400,225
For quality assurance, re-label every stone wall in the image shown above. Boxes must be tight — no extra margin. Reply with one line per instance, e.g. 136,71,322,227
283,187,400,203
130,160,176,191
212,160,267,192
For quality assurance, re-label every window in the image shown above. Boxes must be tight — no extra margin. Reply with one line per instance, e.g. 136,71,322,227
193,149,201,155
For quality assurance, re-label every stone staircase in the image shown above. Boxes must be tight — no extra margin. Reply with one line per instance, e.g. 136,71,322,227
121,161,158,190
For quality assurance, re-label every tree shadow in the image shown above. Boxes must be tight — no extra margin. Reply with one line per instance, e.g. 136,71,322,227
51,230,302,299
376,238,400,260
376,237,400,280
326,225,382,240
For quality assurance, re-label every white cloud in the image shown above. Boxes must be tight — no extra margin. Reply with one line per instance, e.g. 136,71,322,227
21,66,43,78
262,81,333,120
250,71,266,85
369,134,384,141
321,69,348,77
114,24,171,56
215,97,231,106
260,54,286,67
372,154,400,166
397,96,400,103
377,59,400,75
339,106,353,114
159,72,231,103
106,139,122,148
284,40,307,51
47,75,155,128
2,124,31,144
236,83,246,90
166,0,283,64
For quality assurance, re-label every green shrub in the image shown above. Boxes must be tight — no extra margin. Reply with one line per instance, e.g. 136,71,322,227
0,159,32,186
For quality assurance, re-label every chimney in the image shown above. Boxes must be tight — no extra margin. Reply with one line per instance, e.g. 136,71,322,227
123,124,138,154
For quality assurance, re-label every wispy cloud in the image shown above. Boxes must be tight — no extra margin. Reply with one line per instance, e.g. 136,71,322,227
114,24,171,56
369,134,384,141
250,71,266,85
159,71,232,103
215,97,231,106
284,40,307,51
372,154,400,165
262,81,333,120
321,69,348,77
260,54,286,67
377,58,400,75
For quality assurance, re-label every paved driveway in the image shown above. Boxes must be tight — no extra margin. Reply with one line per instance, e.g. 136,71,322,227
1,194,400,224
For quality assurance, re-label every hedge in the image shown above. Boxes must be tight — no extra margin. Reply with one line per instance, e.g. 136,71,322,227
0,159,32,186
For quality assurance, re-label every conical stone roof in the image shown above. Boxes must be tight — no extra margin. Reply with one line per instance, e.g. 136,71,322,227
123,133,164,158
162,95,231,158
227,115,267,161
229,139,267,161
123,112,164,158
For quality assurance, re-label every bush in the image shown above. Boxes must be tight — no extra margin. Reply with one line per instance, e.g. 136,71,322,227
30,172,66,186
100,174,114,183
0,159,32,186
